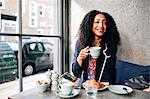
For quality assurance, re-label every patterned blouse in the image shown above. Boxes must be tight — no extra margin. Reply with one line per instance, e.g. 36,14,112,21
87,57,97,80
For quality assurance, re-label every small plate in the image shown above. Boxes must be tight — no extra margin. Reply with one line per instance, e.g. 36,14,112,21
55,89,79,98
82,82,108,91
108,85,133,94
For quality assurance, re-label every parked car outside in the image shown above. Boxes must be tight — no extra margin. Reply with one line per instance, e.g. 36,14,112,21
21,41,53,76
8,41,54,76
0,41,17,83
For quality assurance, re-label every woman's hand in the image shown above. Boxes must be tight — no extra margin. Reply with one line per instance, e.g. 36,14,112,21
143,87,150,92
77,46,89,67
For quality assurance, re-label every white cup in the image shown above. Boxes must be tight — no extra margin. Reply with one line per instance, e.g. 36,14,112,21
89,47,101,58
58,82,74,96
37,83,49,92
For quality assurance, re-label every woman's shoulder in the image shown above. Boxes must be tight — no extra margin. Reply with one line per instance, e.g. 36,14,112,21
75,39,81,47
74,39,82,51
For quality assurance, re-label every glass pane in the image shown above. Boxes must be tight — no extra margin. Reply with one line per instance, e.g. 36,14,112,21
0,36,60,98
21,37,54,76
0,0,59,36
22,0,57,36
0,0,61,98
21,36,56,90
0,36,19,98
0,0,18,34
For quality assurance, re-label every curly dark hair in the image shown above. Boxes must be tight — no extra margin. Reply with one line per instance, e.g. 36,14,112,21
78,10,120,52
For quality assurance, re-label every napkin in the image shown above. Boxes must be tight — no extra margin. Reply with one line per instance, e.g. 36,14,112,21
125,76,150,90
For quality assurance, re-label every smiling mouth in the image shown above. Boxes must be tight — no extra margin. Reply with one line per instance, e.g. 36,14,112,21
99,30,103,32
98,29,104,32
97,28,104,32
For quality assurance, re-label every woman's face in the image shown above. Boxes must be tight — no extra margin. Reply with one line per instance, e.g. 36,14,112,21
92,13,107,37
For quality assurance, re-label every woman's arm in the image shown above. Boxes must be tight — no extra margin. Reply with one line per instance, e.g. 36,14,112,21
72,40,89,78
72,40,82,77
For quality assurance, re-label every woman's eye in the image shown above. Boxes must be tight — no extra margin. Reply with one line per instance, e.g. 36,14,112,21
94,21,100,23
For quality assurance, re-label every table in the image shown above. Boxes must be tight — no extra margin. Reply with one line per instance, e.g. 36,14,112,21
10,87,149,99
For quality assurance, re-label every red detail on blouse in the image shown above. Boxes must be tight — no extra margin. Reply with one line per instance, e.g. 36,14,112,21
87,57,97,80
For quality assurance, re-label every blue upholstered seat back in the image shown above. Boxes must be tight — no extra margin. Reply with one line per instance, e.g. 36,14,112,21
116,60,150,84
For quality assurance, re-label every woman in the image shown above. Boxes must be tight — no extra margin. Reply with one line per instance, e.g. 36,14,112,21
72,10,120,84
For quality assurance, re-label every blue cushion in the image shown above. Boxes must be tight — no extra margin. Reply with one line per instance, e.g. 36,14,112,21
116,60,150,84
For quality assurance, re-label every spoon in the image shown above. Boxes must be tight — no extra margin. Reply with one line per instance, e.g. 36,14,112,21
123,87,129,94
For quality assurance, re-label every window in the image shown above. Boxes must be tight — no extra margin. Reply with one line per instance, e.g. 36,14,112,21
39,3,45,17
0,0,63,98
37,43,44,52
1,14,17,34
0,0,5,9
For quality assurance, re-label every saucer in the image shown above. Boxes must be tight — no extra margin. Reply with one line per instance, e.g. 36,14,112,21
108,85,133,94
55,89,79,98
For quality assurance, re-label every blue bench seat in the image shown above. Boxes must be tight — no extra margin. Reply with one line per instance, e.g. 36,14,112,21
116,60,150,84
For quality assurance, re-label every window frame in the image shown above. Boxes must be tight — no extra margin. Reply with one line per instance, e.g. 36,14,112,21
0,0,65,92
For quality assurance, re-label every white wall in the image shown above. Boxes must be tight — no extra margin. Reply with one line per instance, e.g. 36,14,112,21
69,0,150,69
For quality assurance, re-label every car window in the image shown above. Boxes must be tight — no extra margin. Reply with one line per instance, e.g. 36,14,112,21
30,43,36,51
27,42,44,53
37,43,44,52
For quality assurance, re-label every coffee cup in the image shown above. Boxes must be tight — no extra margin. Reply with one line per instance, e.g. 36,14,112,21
58,82,74,96
89,47,101,58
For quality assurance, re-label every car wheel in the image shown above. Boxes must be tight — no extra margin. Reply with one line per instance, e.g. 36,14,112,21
24,64,34,76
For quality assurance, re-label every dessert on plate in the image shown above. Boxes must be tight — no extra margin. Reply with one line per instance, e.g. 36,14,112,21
82,79,105,89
